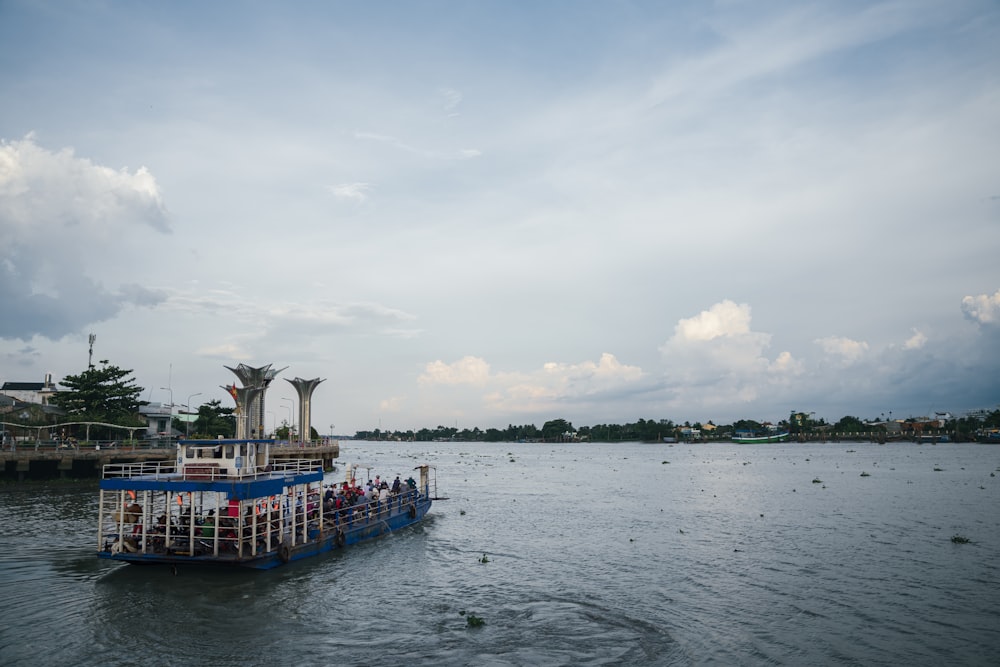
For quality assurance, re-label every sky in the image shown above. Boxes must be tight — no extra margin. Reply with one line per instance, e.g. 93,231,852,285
1,0,999,436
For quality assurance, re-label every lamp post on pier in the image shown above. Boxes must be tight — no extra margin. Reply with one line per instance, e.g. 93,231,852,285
184,392,202,438
281,396,295,444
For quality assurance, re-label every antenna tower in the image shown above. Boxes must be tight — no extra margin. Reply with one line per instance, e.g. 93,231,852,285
88,333,96,369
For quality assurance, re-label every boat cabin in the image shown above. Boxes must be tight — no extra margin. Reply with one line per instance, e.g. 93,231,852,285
177,438,271,480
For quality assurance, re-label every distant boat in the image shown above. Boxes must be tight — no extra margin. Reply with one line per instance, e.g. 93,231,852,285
732,432,790,444
978,429,1000,444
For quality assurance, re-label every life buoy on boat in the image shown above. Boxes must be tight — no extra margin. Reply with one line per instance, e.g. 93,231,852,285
335,530,345,548
408,504,417,519
279,544,291,563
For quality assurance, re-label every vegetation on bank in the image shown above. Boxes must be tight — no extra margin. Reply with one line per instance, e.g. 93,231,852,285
353,411,1000,443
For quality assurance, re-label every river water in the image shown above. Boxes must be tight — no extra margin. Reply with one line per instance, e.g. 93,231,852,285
0,440,997,666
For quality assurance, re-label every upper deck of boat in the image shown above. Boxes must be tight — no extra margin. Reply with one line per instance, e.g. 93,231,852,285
100,457,324,498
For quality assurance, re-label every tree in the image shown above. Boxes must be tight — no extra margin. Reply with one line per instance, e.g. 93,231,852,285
50,360,147,426
542,418,573,441
833,416,866,433
191,399,236,439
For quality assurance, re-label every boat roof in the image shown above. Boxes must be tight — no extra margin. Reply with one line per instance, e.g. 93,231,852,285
101,468,323,499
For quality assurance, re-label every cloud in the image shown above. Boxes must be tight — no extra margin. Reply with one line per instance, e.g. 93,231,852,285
961,288,1000,326
416,352,646,420
328,182,372,202
419,356,491,387
659,300,801,410
672,299,752,341
196,342,255,361
815,336,870,363
0,135,170,340
439,87,463,115
903,328,927,350
1,344,41,368
379,396,405,413
353,130,480,161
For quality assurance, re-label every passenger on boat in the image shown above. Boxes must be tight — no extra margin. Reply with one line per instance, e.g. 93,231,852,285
198,511,216,538
391,476,401,494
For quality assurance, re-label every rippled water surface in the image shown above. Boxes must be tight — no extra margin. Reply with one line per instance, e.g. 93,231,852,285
1,441,998,665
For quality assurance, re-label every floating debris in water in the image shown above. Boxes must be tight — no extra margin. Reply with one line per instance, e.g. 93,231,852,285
460,510,466,516
934,467,944,472
812,478,822,484
479,553,490,563
662,461,670,464
860,472,870,477
465,613,485,628
951,535,971,544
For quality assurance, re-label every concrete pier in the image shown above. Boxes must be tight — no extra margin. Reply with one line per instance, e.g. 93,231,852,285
0,441,340,481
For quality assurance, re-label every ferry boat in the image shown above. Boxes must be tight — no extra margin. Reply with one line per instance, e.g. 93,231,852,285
97,438,435,569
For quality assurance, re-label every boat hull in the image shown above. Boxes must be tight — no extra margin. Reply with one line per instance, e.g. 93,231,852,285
98,495,431,570
732,432,790,444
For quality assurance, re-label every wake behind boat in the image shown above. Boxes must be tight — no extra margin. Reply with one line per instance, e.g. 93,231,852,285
97,438,434,569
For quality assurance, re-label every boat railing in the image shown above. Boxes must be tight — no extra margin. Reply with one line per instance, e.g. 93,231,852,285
102,458,322,481
269,459,323,476
102,461,178,479
324,487,423,529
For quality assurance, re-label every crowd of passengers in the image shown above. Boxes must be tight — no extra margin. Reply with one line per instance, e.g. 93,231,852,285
323,474,417,513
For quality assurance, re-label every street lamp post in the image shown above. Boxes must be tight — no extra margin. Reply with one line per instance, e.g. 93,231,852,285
281,403,292,441
160,386,173,440
185,392,203,438
282,397,294,442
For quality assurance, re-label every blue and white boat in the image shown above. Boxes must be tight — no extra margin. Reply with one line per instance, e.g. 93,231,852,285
732,431,790,444
97,438,434,569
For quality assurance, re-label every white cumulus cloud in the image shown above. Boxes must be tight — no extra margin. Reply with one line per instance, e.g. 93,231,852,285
961,288,1000,325
0,135,169,340
419,356,492,386
815,335,870,363
672,299,752,341
659,300,800,410
903,328,927,350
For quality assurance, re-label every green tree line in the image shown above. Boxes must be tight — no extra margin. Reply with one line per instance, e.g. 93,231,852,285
355,411,1000,443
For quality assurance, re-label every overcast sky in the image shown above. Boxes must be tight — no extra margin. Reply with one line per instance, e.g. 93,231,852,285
1,1,998,435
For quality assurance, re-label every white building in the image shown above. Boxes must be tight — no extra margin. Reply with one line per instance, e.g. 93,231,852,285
0,374,59,404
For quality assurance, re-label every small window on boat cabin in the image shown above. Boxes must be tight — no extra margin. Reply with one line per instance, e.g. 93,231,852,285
225,445,235,459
